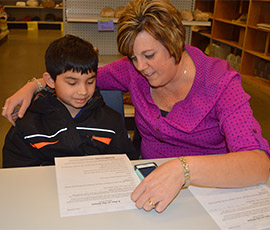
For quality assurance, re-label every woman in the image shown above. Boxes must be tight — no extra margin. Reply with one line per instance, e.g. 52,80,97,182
2,0,270,213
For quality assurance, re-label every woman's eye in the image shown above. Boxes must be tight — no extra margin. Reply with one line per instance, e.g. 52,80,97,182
130,56,137,62
87,80,94,84
145,53,154,59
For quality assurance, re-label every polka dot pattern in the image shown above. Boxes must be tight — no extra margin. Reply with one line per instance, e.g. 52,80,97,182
97,45,270,159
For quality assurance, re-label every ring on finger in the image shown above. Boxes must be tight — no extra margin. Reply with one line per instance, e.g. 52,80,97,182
148,199,156,208
2,107,7,110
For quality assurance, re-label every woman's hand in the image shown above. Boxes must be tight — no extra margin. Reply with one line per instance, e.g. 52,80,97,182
131,158,185,213
2,80,42,126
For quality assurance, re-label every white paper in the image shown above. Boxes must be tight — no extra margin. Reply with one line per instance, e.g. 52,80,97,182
55,154,140,217
189,184,270,230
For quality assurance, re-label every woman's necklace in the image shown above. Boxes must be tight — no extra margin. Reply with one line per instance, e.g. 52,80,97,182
182,51,188,77
184,69,187,75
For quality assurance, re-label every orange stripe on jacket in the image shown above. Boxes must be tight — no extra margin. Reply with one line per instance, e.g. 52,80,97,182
92,136,112,145
30,140,59,149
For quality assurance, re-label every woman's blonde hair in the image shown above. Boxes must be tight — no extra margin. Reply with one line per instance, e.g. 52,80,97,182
117,0,185,64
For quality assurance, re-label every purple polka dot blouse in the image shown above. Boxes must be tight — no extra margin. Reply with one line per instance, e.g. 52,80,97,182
97,45,270,159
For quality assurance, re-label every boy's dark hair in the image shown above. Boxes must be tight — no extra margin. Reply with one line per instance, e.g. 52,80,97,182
45,35,98,80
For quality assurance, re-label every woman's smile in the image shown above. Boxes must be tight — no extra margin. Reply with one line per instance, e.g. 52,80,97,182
142,71,155,78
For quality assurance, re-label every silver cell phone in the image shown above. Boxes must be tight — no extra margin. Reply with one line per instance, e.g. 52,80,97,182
134,162,158,180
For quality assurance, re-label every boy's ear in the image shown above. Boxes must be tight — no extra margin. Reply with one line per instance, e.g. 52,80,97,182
43,72,55,89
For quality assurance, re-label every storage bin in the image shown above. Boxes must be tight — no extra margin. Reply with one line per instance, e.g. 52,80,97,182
211,43,231,60
27,21,38,31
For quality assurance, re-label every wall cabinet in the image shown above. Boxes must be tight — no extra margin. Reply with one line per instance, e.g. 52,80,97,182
192,0,270,95
0,0,63,29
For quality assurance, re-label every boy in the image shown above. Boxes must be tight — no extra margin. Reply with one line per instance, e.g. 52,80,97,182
3,35,138,167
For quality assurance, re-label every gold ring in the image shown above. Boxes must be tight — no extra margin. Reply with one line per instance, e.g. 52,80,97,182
2,107,7,110
148,199,156,208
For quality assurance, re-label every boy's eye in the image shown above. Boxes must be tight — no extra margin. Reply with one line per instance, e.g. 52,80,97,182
87,80,95,84
68,82,76,85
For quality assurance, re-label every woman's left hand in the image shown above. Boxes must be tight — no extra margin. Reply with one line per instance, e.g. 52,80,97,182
131,158,185,213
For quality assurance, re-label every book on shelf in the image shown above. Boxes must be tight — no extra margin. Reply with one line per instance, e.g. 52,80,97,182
257,23,270,30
